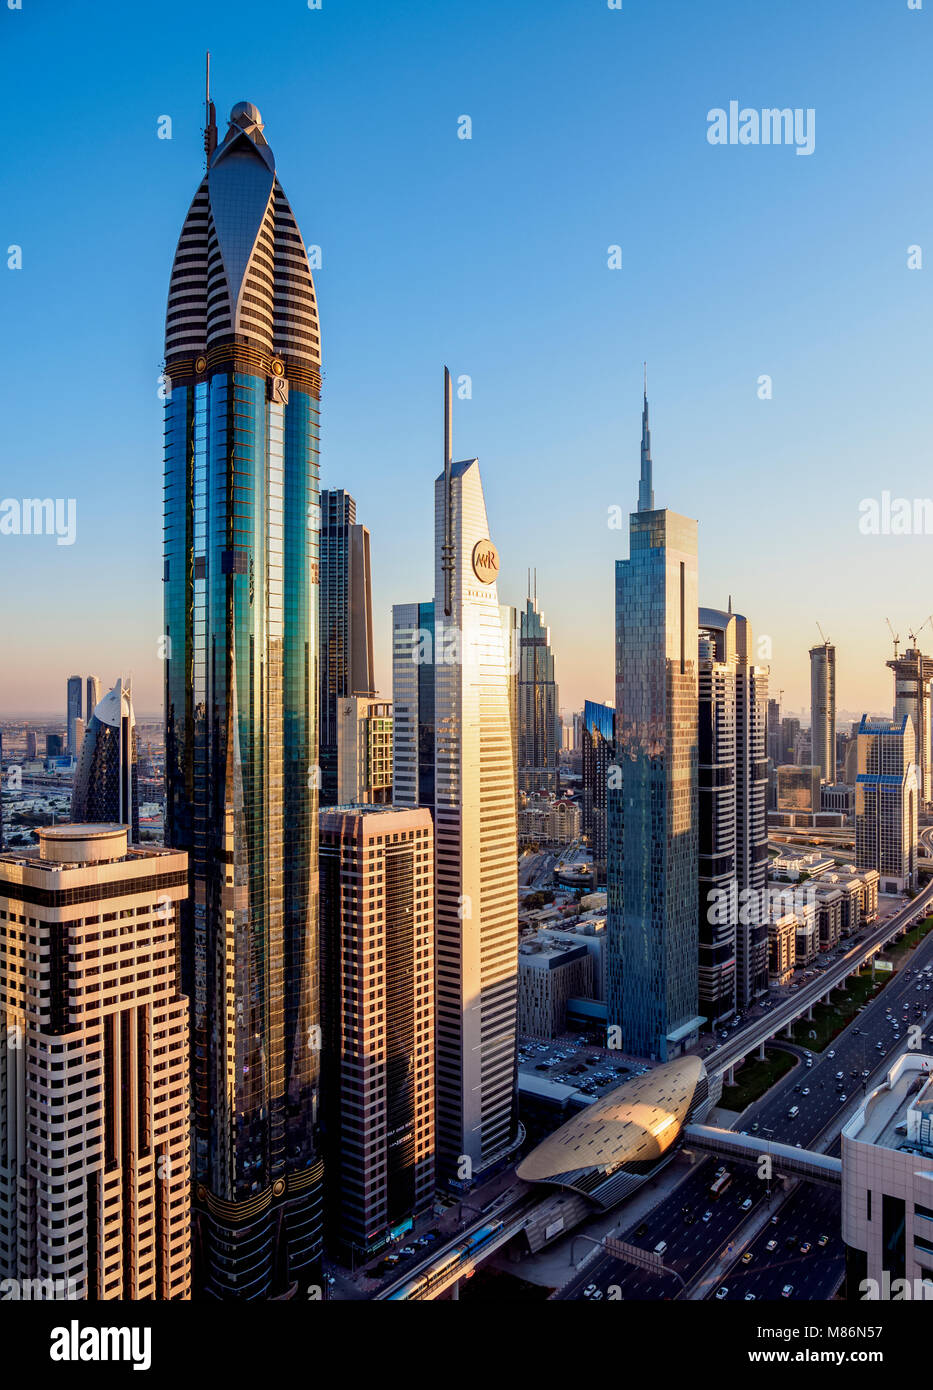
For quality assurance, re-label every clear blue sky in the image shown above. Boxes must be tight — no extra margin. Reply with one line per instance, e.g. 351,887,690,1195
2,0,931,719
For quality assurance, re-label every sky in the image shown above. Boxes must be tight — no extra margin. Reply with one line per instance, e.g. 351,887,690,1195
1,0,931,720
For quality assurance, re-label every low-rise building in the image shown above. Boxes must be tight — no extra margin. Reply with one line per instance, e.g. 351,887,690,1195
767,909,797,986
518,937,594,1039
842,1053,933,1299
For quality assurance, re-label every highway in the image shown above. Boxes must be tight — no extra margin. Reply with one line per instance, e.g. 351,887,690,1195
709,862,933,1079
558,871,933,1302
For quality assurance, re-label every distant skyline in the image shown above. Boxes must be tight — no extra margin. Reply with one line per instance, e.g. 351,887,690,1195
2,0,931,720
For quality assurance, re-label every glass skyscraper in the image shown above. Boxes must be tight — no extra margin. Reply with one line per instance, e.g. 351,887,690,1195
607,384,702,1061
163,98,323,1298
582,699,614,876
66,674,82,756
319,489,376,805
71,676,139,841
517,590,560,797
392,600,435,809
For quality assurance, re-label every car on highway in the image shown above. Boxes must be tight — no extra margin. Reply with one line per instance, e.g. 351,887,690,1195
818,1234,830,1247
741,1252,753,1264
702,1210,713,1222
740,1198,753,1211
715,1287,729,1300
782,1284,794,1298
800,1241,812,1255
766,1239,778,1252
802,1087,810,1095
583,1283,602,1299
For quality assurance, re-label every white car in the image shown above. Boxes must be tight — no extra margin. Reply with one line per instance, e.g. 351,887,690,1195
583,1283,602,1300
744,1292,756,1301
782,1284,794,1298
715,1287,729,1300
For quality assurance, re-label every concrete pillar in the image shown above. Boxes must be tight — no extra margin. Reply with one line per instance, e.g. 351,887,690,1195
807,1006,814,1021
449,1279,459,1301
758,1041,767,1061
785,1022,794,1039
726,1065,735,1086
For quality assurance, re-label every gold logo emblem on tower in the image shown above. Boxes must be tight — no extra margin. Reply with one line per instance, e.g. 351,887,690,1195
194,356,207,374
271,358,285,377
272,1178,286,1197
472,539,499,584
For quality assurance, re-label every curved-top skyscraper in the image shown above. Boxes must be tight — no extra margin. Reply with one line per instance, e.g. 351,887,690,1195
163,96,323,1299
71,676,139,841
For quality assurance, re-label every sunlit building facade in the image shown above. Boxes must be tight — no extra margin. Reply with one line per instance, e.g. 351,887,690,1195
163,98,323,1297
810,640,836,782
433,374,519,1179
855,715,919,893
319,806,435,1258
607,386,701,1061
0,825,191,1300
320,489,376,805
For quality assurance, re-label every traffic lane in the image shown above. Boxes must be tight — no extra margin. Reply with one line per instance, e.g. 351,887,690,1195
561,1170,767,1299
711,892,933,1072
708,1184,844,1302
746,974,933,1146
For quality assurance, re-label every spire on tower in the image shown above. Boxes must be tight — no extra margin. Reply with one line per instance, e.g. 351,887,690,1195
204,51,218,164
442,366,454,617
637,364,655,512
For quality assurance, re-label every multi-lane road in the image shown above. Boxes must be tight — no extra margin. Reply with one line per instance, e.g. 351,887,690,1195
558,879,933,1302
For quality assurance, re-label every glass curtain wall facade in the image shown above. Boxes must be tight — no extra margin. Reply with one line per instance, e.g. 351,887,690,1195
392,600,435,809
609,508,700,1060
66,675,82,756
582,699,614,878
517,596,559,797
319,490,376,805
163,100,323,1298
71,676,140,841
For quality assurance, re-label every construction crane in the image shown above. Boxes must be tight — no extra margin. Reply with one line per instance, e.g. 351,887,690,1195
908,616,933,650
815,621,830,645
885,618,900,660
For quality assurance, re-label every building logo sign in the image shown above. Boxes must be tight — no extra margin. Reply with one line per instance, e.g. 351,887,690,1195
472,539,499,584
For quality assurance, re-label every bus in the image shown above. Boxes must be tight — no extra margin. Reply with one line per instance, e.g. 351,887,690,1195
709,1172,733,1199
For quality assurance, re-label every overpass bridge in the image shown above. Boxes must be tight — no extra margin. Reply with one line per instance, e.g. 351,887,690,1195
682,1124,841,1185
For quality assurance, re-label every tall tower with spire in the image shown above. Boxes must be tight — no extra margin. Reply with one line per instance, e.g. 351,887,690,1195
163,94,323,1298
608,380,701,1061
637,363,654,513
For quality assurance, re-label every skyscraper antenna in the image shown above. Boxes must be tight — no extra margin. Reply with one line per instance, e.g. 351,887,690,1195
442,366,454,617
204,51,218,165
637,369,654,512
